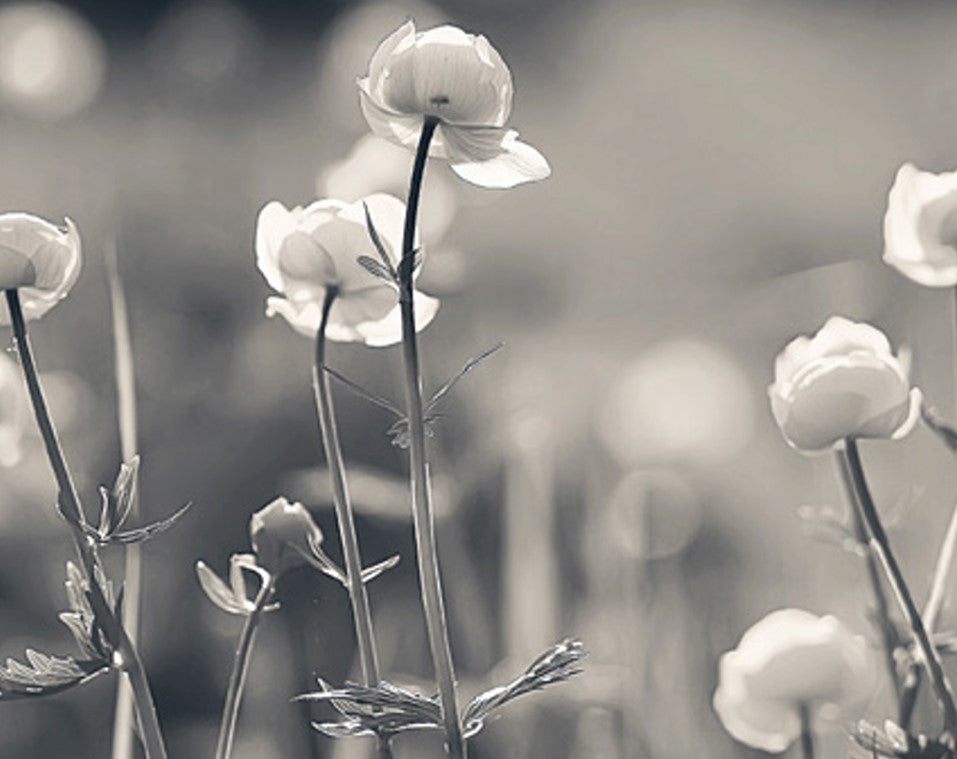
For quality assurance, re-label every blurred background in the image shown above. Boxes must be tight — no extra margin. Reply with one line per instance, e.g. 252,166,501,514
2,0,957,756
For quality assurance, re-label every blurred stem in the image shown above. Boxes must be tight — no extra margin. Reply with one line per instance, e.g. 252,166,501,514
841,439,957,736
312,288,386,690
833,451,901,705
5,289,167,759
215,575,276,759
398,116,466,759
798,703,814,759
107,242,143,759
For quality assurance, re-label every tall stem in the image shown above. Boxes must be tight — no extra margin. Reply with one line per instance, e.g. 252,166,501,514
397,116,466,759
312,289,383,688
841,438,957,736
5,289,167,759
107,243,143,759
833,452,901,703
214,576,276,759
797,703,814,759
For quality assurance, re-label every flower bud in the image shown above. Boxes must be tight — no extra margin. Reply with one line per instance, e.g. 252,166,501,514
0,212,81,322
713,608,876,753
769,316,920,453
249,497,324,575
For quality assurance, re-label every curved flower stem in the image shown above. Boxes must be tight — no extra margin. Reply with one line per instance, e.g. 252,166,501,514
312,288,387,689
107,243,143,759
4,289,168,759
398,116,466,759
841,438,957,737
214,575,276,759
797,703,814,759
833,452,901,705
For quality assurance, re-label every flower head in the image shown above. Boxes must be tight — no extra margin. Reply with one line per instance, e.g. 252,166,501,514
249,497,326,575
0,212,81,322
358,20,550,189
769,316,920,453
714,608,876,753
255,193,438,347
884,163,957,287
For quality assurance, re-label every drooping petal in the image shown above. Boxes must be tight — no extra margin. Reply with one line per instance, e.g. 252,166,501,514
266,295,324,338
443,126,551,189
343,292,440,348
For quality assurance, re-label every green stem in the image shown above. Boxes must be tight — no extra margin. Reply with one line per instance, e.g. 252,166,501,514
5,289,167,759
841,439,957,736
398,116,465,759
214,575,276,759
833,451,901,704
311,289,383,688
798,703,814,759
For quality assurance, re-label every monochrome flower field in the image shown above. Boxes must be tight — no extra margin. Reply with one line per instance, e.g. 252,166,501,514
3,2,957,759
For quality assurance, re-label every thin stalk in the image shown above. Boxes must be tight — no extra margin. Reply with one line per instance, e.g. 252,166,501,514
833,452,901,704
398,116,465,759
311,289,383,688
107,242,143,759
841,438,957,736
214,576,276,759
5,289,167,759
797,703,814,759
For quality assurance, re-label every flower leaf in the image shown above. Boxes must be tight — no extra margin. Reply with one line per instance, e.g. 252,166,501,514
99,456,140,535
357,256,397,284
321,365,404,418
362,201,398,280
426,343,504,413
361,554,400,583
106,501,192,545
0,648,109,700
463,639,586,738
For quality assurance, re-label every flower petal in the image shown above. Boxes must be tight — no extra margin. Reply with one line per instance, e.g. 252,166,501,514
443,126,550,189
345,292,440,348
256,201,296,292
195,561,246,615
357,82,449,159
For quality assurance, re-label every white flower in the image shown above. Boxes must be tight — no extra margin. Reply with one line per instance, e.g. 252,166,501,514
358,20,550,189
0,212,81,322
714,609,876,753
884,163,957,287
769,316,920,453
255,192,438,347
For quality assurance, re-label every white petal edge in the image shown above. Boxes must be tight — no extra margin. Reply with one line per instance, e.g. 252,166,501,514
445,127,551,189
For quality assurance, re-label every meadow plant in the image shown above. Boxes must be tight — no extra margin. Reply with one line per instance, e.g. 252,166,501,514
713,164,957,758
0,17,583,759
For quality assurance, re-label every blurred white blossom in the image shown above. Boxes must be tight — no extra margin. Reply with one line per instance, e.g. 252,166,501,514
0,212,81,322
0,2,105,120
255,193,438,346
769,316,920,453
884,163,957,287
358,20,550,189
713,608,876,753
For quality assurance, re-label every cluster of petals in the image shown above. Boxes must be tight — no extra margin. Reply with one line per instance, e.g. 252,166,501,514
255,193,438,347
713,608,876,753
0,212,81,322
884,163,957,287
769,316,920,453
358,20,550,189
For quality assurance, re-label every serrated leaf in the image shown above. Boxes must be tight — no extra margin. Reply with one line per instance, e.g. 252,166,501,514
0,648,108,700
463,639,586,737
102,456,140,535
321,365,404,418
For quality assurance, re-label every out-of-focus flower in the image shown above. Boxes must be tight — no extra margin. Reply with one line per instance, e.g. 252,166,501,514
884,163,957,287
0,351,26,467
249,497,326,575
255,193,438,347
0,212,81,322
0,2,106,120
598,339,754,467
318,134,457,243
195,553,279,615
358,20,550,189
714,609,876,753
769,316,920,453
